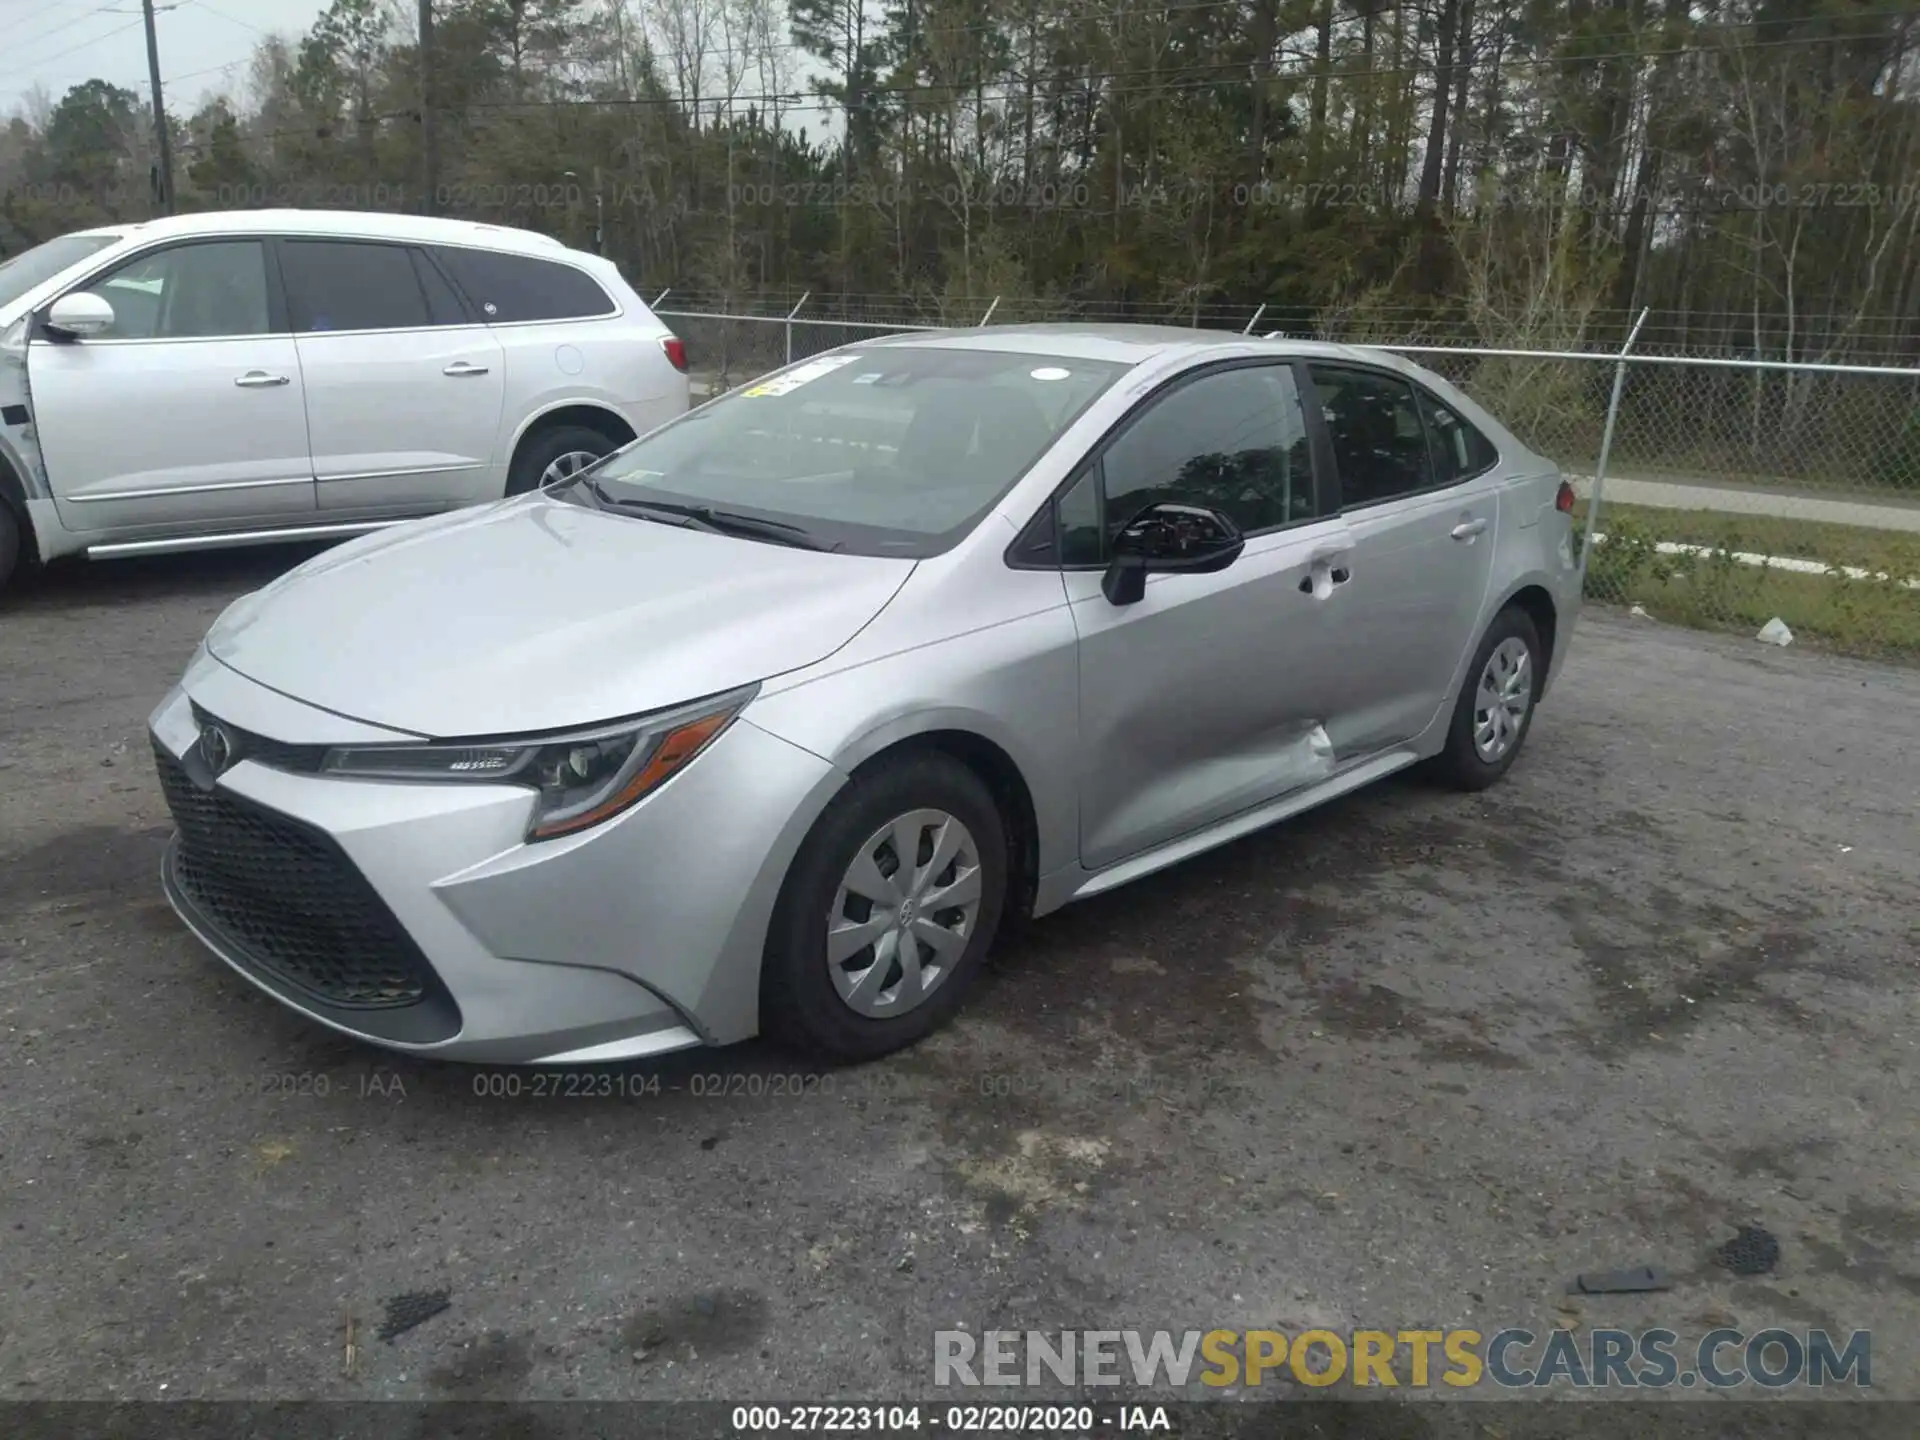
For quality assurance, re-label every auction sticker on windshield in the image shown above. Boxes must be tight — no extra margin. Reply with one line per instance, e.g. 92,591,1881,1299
744,355,859,397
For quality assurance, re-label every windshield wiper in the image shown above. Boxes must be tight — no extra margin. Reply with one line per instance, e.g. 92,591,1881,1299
584,483,836,551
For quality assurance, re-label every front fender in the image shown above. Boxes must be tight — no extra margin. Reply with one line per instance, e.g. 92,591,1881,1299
744,604,1083,884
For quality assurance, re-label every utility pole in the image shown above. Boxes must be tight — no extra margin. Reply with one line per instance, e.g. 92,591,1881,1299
419,0,438,214
141,0,174,215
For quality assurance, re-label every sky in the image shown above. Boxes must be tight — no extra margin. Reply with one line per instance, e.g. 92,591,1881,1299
0,0,333,118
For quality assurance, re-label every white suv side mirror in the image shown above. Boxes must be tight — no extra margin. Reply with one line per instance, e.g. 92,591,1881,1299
46,291,116,339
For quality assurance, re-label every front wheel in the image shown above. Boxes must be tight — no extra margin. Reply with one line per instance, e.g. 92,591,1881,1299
1430,606,1543,791
760,752,1009,1063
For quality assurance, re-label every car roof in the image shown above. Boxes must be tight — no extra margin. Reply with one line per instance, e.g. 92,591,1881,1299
852,322,1408,368
65,209,577,257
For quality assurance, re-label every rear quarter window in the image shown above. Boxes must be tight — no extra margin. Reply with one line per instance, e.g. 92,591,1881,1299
432,247,617,323
1416,386,1501,483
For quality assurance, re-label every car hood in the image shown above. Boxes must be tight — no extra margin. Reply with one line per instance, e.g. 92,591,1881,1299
206,496,916,737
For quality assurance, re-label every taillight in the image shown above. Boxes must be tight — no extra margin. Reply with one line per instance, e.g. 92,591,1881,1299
661,335,688,373
1555,479,1576,513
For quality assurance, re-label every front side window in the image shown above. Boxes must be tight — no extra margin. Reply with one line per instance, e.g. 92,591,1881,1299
86,241,271,340
1097,363,1316,547
1,232,120,311
581,346,1127,557
433,247,615,322
1308,365,1436,507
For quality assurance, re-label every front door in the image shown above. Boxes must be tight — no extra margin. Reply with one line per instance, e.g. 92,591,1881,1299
33,238,315,533
275,238,506,513
1304,363,1500,755
1061,360,1359,872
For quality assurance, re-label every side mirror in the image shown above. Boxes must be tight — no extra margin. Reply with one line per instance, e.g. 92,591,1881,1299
1101,501,1245,606
46,291,116,341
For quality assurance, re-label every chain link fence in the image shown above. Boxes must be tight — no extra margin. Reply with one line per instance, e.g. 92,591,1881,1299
655,297,1920,661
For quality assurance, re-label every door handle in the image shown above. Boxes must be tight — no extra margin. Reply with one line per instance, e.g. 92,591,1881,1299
1451,517,1489,541
443,362,490,377
234,371,290,388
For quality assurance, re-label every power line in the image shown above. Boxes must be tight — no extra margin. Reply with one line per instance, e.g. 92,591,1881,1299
0,16,146,88
3,3,121,60
187,0,269,35
166,54,254,87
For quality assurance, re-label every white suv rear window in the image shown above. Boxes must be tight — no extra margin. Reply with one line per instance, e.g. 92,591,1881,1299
432,247,616,323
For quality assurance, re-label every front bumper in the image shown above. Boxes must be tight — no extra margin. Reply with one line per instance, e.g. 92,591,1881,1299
147,653,845,1063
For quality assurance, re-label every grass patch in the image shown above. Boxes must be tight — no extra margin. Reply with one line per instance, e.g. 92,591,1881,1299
1577,501,1920,576
1574,502,1920,659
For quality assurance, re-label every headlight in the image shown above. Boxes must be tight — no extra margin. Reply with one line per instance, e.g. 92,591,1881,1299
320,686,756,840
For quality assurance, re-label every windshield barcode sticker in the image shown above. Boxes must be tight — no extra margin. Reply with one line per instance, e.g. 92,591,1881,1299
743,354,858,398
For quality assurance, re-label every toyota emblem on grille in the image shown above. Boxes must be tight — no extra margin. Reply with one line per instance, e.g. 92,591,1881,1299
201,723,234,775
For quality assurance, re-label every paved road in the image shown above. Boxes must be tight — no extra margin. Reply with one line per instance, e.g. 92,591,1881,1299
1571,475,1920,534
2,551,1917,1408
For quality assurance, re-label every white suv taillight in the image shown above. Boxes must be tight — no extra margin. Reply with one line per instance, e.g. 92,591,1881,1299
661,336,688,373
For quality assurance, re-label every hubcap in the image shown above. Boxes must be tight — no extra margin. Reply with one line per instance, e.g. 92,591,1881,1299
827,809,982,1018
538,449,602,487
1473,636,1534,762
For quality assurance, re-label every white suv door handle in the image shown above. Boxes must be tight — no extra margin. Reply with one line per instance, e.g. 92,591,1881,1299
1451,517,1489,541
234,371,290,388
443,362,490,377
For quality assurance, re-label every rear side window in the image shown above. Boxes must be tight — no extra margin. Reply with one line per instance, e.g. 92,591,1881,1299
1308,364,1435,507
433,247,616,322
1417,387,1500,483
281,240,432,332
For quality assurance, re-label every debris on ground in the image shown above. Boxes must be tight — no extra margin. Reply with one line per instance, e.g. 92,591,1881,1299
1755,617,1794,646
1567,1265,1673,1295
378,1288,452,1342
1715,1226,1781,1276
1629,604,1650,617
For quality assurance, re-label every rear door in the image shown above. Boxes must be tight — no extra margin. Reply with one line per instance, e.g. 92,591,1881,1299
32,237,314,534
1304,362,1500,755
277,238,506,513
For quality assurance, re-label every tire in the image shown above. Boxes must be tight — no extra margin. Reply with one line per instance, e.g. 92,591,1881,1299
506,423,617,496
761,751,1009,1063
0,502,20,595
1429,605,1544,792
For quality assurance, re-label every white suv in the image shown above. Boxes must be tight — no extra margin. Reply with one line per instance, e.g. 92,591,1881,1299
0,209,690,591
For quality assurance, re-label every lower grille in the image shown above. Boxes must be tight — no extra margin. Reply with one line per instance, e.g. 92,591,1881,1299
154,741,437,1009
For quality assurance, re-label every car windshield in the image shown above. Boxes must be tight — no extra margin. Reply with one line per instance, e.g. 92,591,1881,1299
581,345,1128,556
0,233,120,311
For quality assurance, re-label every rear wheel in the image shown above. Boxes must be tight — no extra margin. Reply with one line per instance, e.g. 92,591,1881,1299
761,752,1008,1063
1430,605,1543,791
506,424,617,496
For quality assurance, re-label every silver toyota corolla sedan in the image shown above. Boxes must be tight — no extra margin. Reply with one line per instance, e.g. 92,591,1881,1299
149,325,1580,1065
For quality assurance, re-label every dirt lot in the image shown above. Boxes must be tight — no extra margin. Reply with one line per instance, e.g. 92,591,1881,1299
1,548,1917,1411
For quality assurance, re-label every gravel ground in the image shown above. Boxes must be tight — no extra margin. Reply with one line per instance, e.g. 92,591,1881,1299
1,547,1916,1413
